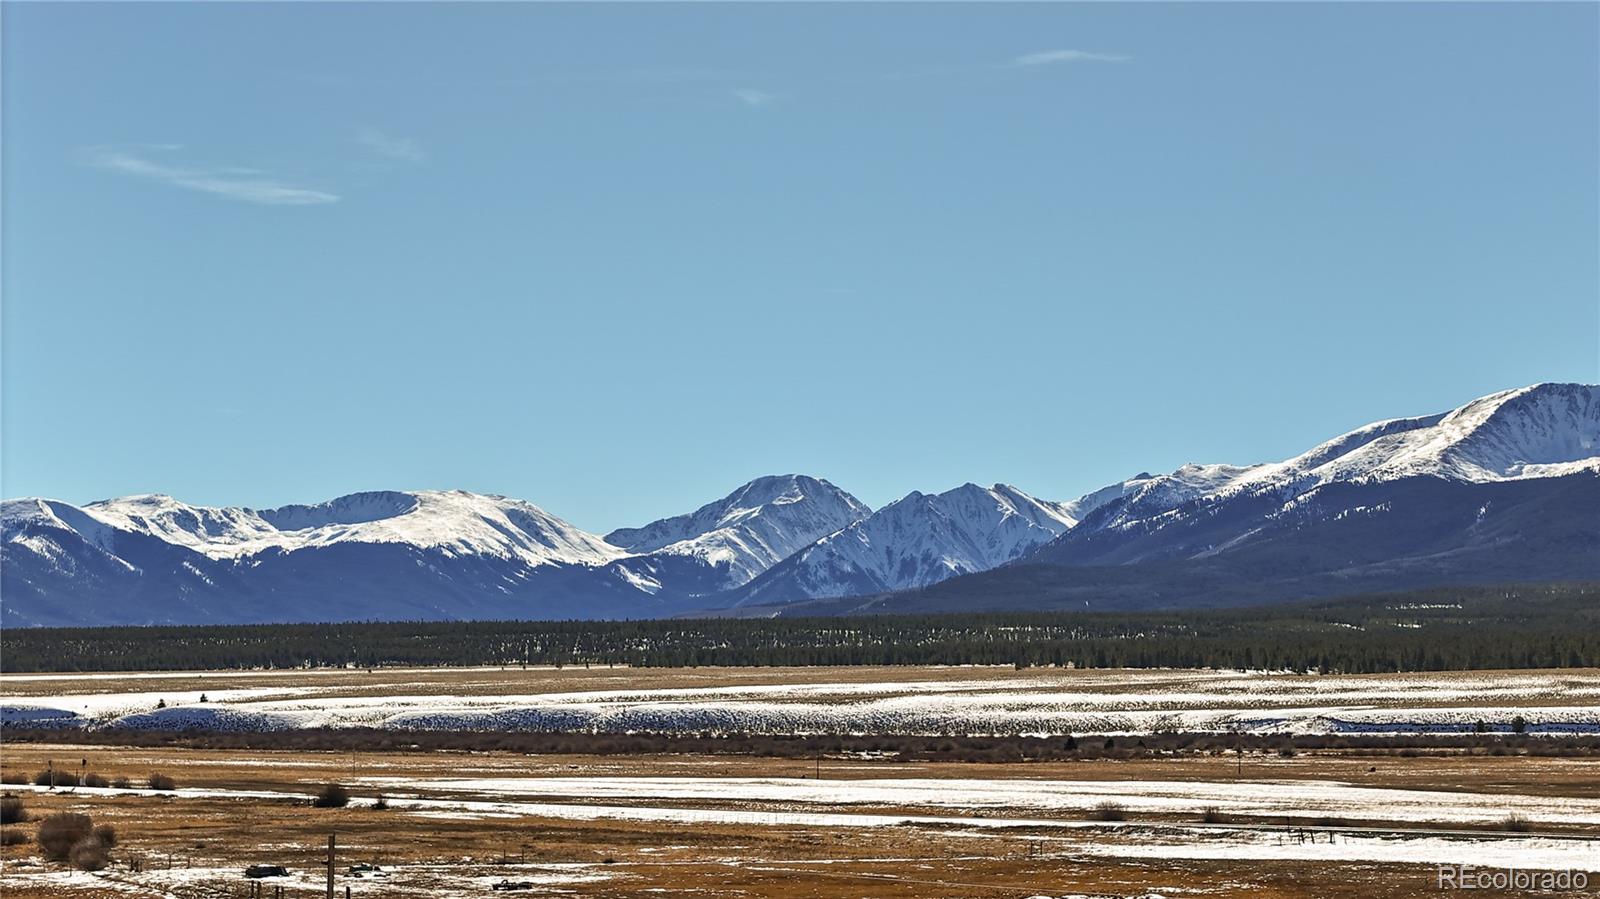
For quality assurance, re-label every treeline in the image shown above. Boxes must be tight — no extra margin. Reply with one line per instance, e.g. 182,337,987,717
7,726,1599,760
2,583,1596,674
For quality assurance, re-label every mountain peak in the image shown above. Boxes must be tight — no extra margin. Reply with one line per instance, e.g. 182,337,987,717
729,481,1076,607
1436,382,1600,480
1251,382,1600,489
603,474,870,590
27,489,627,569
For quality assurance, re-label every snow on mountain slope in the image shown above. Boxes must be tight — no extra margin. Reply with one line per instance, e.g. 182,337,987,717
1278,382,1600,484
729,383,1600,615
1096,465,1265,529
3,498,124,555
2,489,646,626
77,494,283,557
78,490,627,568
603,475,870,591
1,498,137,579
1086,383,1600,535
728,483,1077,606
1006,382,1600,579
1055,476,1152,524
0,478,867,624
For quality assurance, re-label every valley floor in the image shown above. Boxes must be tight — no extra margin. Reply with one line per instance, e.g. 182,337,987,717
2,667,1597,898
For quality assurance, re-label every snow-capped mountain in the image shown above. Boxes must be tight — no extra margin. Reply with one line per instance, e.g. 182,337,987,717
1,490,638,626
603,475,870,594
4,383,1596,625
725,483,1084,607
1076,382,1600,543
0,478,870,626
74,490,627,567
789,383,1600,616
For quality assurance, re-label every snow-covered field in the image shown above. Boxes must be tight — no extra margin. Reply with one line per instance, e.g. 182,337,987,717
4,667,1597,736
0,861,616,898
8,778,1599,874
348,775,1600,828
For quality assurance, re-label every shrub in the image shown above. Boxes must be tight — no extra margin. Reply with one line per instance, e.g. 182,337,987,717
0,796,27,825
70,837,109,871
1511,716,1528,734
37,813,93,861
92,824,117,848
110,778,131,790
371,795,389,811
147,773,177,791
0,772,26,785
1199,806,1226,824
33,770,78,788
0,829,30,846
82,773,110,789
1503,813,1532,832
312,783,350,808
1090,801,1127,822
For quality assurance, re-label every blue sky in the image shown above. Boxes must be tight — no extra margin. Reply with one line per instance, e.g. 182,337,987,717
3,3,1596,532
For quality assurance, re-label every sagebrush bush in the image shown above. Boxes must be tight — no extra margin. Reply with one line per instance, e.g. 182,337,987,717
37,813,93,861
1091,801,1127,821
1199,806,1225,824
0,796,27,825
312,783,350,808
1503,813,1532,832
69,837,109,871
82,773,110,789
147,773,177,791
0,828,30,846
92,823,117,848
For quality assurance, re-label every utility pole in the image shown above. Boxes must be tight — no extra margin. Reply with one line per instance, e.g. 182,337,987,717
326,833,336,899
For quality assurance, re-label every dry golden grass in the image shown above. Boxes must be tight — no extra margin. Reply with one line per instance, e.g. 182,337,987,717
1,740,1594,899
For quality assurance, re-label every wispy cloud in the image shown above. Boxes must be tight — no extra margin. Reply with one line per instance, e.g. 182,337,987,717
80,146,339,206
357,127,425,163
731,88,779,108
1007,49,1130,68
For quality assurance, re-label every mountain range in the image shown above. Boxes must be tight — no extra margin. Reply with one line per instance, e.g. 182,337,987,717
4,383,1596,627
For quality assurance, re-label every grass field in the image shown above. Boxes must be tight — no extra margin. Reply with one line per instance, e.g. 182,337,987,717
2,666,1597,898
